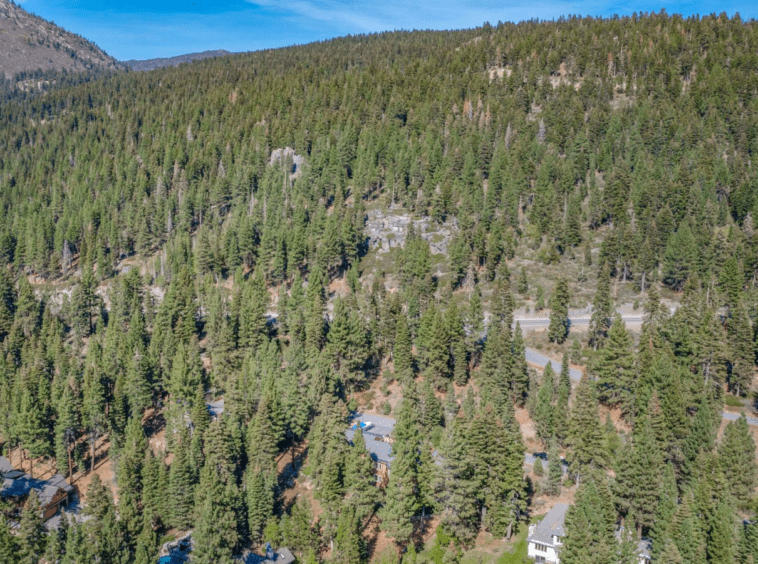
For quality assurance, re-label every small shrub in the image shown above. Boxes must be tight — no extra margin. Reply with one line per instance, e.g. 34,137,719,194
570,339,582,364
381,401,392,415
428,526,453,564
724,395,744,408
534,458,543,476
536,286,546,311
633,299,640,310
159,534,176,546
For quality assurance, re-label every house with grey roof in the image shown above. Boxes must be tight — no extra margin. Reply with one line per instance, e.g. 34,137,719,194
345,413,396,486
528,503,652,564
615,529,652,564
635,538,652,564
527,503,568,563
0,456,13,475
0,456,74,522
238,544,296,564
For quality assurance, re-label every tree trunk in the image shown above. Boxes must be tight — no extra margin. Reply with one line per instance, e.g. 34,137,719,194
91,432,97,474
68,444,73,482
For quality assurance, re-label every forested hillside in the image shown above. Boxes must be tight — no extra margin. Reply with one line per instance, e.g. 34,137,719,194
1,12,758,564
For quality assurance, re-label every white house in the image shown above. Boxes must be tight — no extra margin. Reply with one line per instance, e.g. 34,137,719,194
527,503,653,564
527,503,568,563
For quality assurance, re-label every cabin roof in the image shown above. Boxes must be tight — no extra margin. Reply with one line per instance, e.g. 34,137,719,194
528,503,569,546
238,547,296,564
0,460,73,510
345,413,396,467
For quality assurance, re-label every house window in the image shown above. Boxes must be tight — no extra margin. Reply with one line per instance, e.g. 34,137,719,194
534,543,548,552
375,475,381,483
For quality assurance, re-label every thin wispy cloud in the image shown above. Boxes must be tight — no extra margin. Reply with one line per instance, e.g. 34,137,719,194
249,0,388,31
244,0,628,34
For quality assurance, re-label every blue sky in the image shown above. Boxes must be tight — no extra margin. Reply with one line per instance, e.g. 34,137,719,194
18,0,756,61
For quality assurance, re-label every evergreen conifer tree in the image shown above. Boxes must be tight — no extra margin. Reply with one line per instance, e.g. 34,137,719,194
393,313,413,383
718,414,758,504
613,417,662,534
560,477,616,564
567,375,606,483
658,540,685,564
592,315,636,417
133,516,158,564
517,267,529,295
344,427,379,525
283,497,319,557
533,365,555,445
651,463,678,553
706,501,736,564
60,521,92,564
547,437,563,496
380,395,420,548
247,469,274,544
142,450,168,529
334,506,367,564
510,325,529,406
54,384,79,479
553,356,572,445
727,301,753,396
588,267,613,350
548,277,570,343
169,431,196,530
18,491,46,564
434,420,479,546
192,467,240,564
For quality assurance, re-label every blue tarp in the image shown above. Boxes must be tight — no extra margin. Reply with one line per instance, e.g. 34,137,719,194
157,555,187,564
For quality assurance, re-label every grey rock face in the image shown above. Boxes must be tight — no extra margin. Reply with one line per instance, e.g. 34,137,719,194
364,209,457,255
269,147,305,179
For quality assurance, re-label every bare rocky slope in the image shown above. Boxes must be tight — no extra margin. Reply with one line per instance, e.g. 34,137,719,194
123,49,233,71
0,0,121,79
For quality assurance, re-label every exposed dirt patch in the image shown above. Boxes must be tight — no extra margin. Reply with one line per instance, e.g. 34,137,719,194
487,66,512,80
516,408,537,444
530,486,577,516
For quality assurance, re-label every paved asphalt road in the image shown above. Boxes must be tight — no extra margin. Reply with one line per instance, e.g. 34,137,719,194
513,313,645,331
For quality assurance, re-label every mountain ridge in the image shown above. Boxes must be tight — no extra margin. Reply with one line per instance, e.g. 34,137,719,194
123,49,234,71
0,0,121,79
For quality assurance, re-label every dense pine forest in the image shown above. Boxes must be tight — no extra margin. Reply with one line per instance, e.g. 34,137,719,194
1,11,758,564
